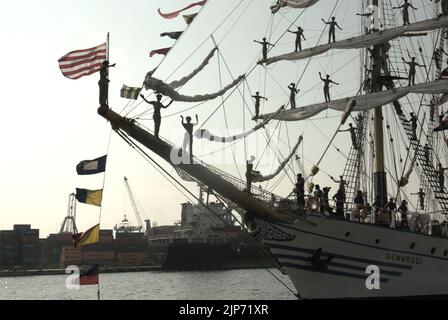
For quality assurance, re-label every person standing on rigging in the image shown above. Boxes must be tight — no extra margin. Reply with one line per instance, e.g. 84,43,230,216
411,188,426,210
321,17,343,44
393,0,417,26
319,72,339,102
432,0,448,17
140,93,173,139
338,123,358,150
288,83,299,109
402,57,425,86
98,60,116,107
437,163,448,193
254,37,275,61
287,26,306,52
252,91,268,118
181,114,199,164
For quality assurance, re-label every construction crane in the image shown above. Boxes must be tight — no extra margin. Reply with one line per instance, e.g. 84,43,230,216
123,176,145,232
59,193,78,234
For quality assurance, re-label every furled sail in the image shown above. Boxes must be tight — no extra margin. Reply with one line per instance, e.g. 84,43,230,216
258,80,448,122
263,15,448,65
398,153,417,187
252,136,303,183
270,0,319,14
194,106,284,142
144,75,245,102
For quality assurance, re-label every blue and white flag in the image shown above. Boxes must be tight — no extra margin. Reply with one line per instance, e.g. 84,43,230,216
76,155,107,175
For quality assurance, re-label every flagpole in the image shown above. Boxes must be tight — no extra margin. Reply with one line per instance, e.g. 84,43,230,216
106,32,110,61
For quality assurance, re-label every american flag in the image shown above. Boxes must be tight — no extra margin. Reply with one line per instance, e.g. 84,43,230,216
58,42,107,80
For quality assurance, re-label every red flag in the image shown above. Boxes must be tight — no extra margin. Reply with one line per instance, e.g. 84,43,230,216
158,0,206,19
150,47,171,58
58,42,107,80
76,265,99,286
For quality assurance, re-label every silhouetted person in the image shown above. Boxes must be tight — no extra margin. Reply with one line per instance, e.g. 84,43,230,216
245,156,256,193
287,27,306,52
254,37,274,61
288,83,300,109
386,197,397,212
398,200,409,228
322,17,343,44
393,0,417,26
402,57,425,86
322,187,331,213
319,72,339,102
314,185,324,213
411,188,425,210
338,123,358,150
331,175,348,203
372,195,382,214
98,60,116,107
332,189,345,216
252,91,268,117
353,190,365,219
404,112,418,140
295,173,305,208
424,143,430,163
437,163,448,193
181,114,199,164
140,93,173,139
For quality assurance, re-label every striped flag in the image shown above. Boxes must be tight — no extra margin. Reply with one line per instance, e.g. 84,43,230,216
158,0,206,19
120,85,142,100
73,224,100,248
58,42,107,80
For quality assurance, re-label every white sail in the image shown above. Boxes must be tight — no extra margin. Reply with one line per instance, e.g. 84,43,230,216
252,136,303,183
194,106,284,142
270,0,319,13
264,16,448,65
259,80,448,122
143,75,245,102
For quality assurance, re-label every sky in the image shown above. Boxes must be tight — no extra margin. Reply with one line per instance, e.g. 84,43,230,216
0,0,441,237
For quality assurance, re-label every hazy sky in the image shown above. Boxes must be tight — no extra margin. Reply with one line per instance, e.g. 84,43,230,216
0,0,439,237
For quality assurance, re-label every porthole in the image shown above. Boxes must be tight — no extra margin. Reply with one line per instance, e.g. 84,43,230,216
431,247,436,255
375,239,380,244
345,232,350,237
443,250,447,257
410,242,416,249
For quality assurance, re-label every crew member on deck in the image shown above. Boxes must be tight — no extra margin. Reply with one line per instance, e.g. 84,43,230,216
98,60,116,107
254,37,275,61
245,156,256,193
181,114,199,164
287,26,306,52
411,188,426,210
331,175,349,201
338,123,358,150
295,173,305,208
353,190,365,220
321,17,343,44
313,185,324,213
332,189,345,216
393,0,417,26
252,91,268,118
140,93,173,139
402,57,425,86
288,83,299,109
319,72,339,102
322,187,331,213
398,200,409,229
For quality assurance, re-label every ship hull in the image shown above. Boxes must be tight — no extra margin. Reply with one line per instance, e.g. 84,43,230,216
255,214,448,299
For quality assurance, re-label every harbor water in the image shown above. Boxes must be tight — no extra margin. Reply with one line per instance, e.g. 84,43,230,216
0,269,296,300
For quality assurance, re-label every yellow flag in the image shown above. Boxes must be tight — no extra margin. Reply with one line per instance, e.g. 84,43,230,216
73,224,100,248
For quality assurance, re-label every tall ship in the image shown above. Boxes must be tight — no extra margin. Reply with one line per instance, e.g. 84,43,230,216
63,0,448,299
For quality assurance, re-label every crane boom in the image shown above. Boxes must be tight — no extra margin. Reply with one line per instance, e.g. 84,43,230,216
124,176,144,230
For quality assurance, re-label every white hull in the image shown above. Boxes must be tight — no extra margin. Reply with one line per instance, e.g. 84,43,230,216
255,215,448,299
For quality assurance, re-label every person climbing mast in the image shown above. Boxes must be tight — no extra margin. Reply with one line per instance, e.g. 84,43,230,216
319,72,339,102
140,93,173,139
338,123,358,150
252,91,268,117
321,17,343,44
254,37,275,61
98,60,116,107
287,26,306,52
288,83,299,109
181,114,199,164
404,112,418,140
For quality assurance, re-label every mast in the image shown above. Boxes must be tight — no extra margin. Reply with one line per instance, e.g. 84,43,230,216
371,0,388,206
